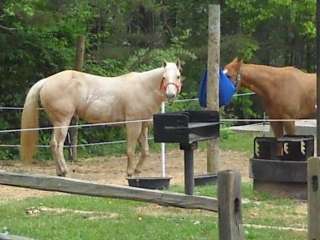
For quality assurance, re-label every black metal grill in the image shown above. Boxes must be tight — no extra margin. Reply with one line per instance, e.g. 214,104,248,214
153,110,220,195
154,110,219,145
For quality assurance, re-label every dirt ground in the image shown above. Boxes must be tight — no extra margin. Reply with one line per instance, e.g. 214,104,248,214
0,149,250,201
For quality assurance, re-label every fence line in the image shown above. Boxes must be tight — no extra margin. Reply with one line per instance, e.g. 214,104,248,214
0,106,44,110
0,117,313,135
0,169,244,240
0,170,219,212
0,118,152,134
0,137,155,149
0,117,308,149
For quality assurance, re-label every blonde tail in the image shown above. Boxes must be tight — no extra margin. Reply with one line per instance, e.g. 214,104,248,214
20,79,46,164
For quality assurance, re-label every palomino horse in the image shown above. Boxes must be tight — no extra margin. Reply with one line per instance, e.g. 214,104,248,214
224,58,316,139
20,61,182,177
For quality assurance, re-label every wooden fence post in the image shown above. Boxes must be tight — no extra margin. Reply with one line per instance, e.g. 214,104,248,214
308,157,320,239
67,35,85,161
218,170,244,240
207,4,220,174
309,1,320,238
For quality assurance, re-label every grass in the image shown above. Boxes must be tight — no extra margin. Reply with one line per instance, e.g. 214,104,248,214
0,183,307,240
0,195,216,240
0,131,307,239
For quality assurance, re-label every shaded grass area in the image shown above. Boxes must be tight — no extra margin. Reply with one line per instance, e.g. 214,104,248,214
0,182,307,240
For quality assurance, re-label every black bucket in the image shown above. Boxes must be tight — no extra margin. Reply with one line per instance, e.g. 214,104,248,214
194,174,217,186
127,177,171,190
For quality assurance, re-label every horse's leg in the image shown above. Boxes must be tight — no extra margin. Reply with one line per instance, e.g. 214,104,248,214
270,121,284,138
284,121,296,135
135,123,150,175
126,122,142,177
51,120,72,177
270,121,284,156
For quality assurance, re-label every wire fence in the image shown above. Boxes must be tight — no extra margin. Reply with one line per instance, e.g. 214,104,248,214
0,92,291,150
0,116,315,149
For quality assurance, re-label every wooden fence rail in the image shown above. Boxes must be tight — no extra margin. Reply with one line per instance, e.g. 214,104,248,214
0,233,34,240
0,170,217,212
0,170,244,240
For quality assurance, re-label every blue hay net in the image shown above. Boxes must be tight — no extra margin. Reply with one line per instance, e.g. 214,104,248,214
198,69,236,107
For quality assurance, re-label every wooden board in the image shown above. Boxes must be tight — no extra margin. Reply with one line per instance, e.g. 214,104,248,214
0,171,218,212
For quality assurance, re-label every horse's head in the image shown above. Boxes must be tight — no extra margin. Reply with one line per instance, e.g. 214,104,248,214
160,60,182,101
223,57,243,89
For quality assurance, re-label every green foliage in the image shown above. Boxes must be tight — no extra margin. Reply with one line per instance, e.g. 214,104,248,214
221,34,259,63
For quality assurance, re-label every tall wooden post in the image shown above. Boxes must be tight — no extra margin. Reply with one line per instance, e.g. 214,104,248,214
68,35,85,161
308,1,320,239
218,170,244,240
75,36,85,71
308,158,320,239
207,4,220,173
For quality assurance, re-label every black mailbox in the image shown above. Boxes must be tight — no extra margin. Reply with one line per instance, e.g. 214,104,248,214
153,110,219,145
153,110,220,195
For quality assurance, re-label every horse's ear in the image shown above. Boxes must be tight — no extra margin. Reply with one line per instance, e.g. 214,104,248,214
234,57,243,70
231,57,238,63
162,61,167,68
176,59,182,72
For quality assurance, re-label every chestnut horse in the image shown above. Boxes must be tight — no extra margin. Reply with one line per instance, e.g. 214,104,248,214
20,61,182,177
224,58,316,139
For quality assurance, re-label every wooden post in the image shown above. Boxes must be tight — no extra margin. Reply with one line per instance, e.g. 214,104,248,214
207,4,220,173
74,36,86,71
68,35,85,161
218,170,244,240
316,0,320,156
308,157,320,239
308,1,320,239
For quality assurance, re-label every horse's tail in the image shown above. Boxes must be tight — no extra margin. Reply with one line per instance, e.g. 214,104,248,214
20,79,46,164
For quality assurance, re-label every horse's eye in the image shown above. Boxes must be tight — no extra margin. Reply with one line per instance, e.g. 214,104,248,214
177,76,180,79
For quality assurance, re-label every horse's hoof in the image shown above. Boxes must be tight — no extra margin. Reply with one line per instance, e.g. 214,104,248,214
127,169,134,177
134,169,141,175
57,171,67,177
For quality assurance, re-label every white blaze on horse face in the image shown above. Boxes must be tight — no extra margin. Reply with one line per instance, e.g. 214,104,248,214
163,63,181,100
166,83,178,99
223,69,228,74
